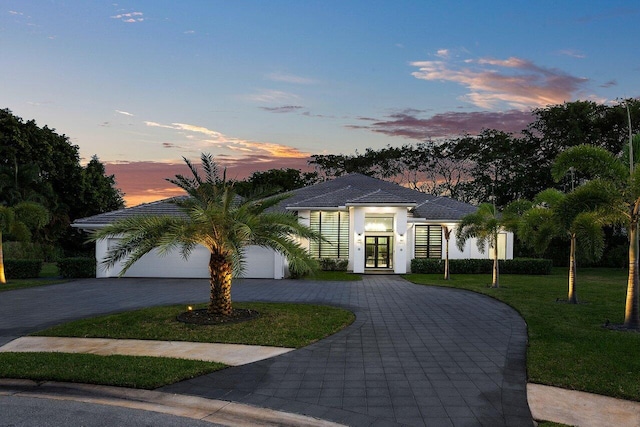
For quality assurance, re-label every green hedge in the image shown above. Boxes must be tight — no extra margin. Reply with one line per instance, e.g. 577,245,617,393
3,242,63,262
319,258,349,271
58,257,96,278
411,258,552,275
4,259,43,279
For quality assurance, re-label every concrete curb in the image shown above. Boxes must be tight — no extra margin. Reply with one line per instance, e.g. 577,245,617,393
0,379,345,427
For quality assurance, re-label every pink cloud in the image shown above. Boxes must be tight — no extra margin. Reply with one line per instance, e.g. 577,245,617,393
347,109,533,139
144,120,310,159
411,55,588,110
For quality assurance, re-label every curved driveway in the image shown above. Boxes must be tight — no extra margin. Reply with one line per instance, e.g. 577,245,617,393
0,275,532,426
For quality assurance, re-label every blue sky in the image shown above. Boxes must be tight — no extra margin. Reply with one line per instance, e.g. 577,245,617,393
2,1,639,204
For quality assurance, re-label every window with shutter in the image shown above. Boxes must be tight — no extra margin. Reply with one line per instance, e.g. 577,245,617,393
414,225,442,259
309,211,349,258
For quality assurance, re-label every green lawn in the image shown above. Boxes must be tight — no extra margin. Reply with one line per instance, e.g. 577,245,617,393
0,352,224,389
404,268,640,401
33,302,355,348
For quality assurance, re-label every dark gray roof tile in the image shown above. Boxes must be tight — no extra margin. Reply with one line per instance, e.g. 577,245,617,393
73,173,477,227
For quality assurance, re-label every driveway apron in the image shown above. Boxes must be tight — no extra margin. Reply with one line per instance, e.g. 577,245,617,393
161,275,532,427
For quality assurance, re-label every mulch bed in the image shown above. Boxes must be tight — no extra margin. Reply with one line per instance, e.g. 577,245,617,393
176,308,260,325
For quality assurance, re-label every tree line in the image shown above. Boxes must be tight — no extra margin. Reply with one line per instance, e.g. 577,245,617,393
0,108,124,258
310,99,640,209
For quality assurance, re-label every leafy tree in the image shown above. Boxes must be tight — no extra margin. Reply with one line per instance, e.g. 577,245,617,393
91,154,319,316
309,146,405,180
0,109,124,254
525,99,640,157
79,155,125,217
0,202,49,283
233,168,322,197
552,141,640,328
455,203,503,288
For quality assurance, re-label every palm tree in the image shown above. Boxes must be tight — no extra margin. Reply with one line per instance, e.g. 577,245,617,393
92,153,319,316
0,201,49,284
515,186,611,304
442,225,451,280
552,141,640,328
455,203,503,288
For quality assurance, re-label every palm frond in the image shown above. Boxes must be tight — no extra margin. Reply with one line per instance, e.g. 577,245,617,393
552,144,627,183
90,215,189,276
572,212,605,263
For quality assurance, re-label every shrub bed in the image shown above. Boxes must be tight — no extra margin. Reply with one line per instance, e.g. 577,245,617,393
58,257,96,278
411,258,552,275
4,259,44,279
319,258,349,271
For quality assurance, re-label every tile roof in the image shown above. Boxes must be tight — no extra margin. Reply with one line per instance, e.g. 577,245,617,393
280,174,476,220
72,196,189,228
73,173,477,228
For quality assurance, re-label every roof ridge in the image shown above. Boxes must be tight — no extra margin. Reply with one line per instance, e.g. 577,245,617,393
348,188,383,202
288,185,353,206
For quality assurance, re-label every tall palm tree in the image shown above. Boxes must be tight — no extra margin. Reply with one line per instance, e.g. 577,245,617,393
515,186,611,304
92,154,319,316
442,225,451,280
552,141,640,328
455,203,503,288
0,201,49,284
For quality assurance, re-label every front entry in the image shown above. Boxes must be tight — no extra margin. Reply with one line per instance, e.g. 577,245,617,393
365,236,392,269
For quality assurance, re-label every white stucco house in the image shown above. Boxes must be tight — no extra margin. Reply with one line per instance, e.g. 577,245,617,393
72,173,513,279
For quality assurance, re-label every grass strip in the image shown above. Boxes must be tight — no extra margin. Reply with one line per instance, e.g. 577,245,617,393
33,302,355,349
404,268,640,401
0,352,225,389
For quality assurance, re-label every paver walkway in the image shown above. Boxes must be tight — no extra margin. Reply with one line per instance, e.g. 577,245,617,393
163,275,532,426
0,275,532,426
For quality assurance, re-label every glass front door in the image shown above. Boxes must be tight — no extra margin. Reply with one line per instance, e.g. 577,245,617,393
365,236,392,268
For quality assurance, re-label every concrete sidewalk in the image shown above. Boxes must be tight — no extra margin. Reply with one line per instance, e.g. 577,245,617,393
0,336,293,365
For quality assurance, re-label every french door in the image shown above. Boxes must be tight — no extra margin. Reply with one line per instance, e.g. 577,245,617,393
365,236,392,268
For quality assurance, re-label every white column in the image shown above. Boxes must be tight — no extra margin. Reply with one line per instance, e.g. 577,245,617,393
394,208,408,274
352,207,365,273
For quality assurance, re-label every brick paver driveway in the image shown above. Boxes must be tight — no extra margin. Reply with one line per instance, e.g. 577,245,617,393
163,275,532,426
0,275,532,426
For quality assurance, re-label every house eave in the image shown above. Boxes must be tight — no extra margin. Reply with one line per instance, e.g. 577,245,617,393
286,206,347,211
71,223,107,231
345,202,417,207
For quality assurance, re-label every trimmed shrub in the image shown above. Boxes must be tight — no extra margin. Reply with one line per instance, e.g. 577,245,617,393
4,259,43,279
319,258,349,271
411,258,552,275
410,258,443,274
58,257,96,278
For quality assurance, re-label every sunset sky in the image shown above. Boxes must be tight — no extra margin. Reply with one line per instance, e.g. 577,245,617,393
3,1,639,206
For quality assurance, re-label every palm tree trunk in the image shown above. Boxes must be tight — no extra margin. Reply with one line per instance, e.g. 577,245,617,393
0,232,5,284
568,234,578,304
491,240,499,288
443,227,451,280
625,222,639,329
208,250,233,316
